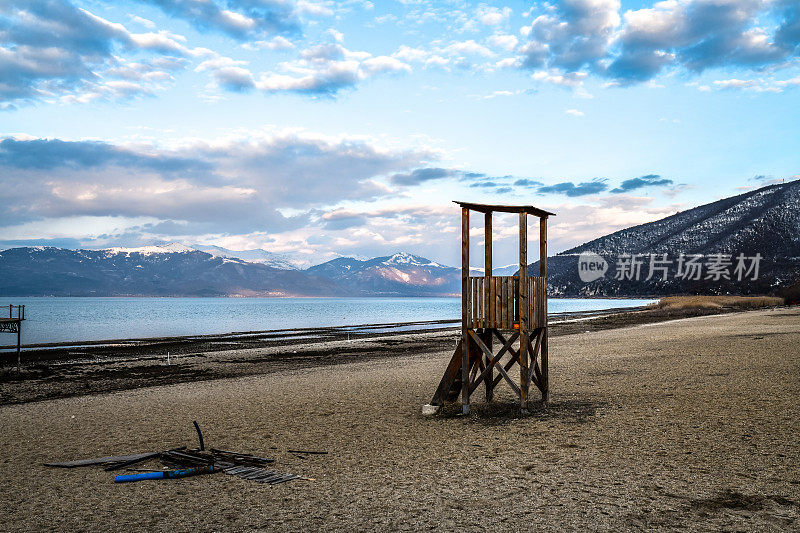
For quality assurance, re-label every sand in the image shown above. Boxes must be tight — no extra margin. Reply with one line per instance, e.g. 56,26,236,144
0,307,798,531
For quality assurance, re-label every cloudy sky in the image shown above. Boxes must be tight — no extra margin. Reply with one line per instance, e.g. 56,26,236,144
1,0,798,267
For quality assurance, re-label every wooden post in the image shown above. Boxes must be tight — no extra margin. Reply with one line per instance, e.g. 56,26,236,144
16,322,21,372
519,212,529,412
461,208,470,415
540,216,549,403
484,211,493,402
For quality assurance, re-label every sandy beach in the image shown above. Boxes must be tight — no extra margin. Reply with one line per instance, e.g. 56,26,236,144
0,306,725,405
1,307,798,531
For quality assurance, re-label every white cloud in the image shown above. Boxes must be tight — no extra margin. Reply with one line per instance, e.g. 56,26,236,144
128,15,156,29
531,69,588,87
360,56,412,76
195,55,256,91
474,89,524,99
325,29,345,42
425,55,450,68
0,2,212,107
520,0,620,71
393,45,430,63
442,40,494,57
713,78,758,89
476,5,512,26
494,57,518,68
297,1,334,17
565,108,585,116
695,74,800,93
128,31,194,56
486,34,518,51
255,44,411,95
242,36,297,51
607,0,790,82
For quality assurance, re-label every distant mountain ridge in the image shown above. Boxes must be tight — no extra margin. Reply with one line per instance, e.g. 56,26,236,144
306,252,459,296
0,246,341,297
1,181,798,297
191,244,304,270
0,247,461,297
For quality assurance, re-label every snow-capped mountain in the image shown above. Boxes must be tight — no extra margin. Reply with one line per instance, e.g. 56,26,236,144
469,264,521,277
102,243,197,255
306,252,460,296
98,243,304,270
191,244,302,270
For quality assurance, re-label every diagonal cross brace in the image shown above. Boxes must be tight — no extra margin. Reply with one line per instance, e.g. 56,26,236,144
468,330,519,395
468,330,520,397
527,329,543,388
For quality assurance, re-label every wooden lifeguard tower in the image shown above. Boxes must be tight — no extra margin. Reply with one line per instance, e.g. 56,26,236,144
424,202,554,415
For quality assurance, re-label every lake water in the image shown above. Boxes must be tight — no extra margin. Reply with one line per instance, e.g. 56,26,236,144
1,297,656,346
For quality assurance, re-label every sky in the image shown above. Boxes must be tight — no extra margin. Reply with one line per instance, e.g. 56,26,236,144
0,0,798,267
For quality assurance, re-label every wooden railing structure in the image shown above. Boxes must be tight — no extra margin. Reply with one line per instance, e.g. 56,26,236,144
466,275,546,330
424,202,554,415
0,304,25,371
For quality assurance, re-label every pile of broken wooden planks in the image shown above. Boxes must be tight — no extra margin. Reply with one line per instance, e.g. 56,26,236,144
45,422,316,486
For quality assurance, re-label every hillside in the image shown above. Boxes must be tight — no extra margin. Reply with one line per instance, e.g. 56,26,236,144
532,180,800,296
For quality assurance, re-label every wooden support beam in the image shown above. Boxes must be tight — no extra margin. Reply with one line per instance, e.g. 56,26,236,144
484,211,493,402
17,323,21,372
471,350,483,382
519,212,529,411
461,207,471,414
494,277,501,329
468,329,493,359
527,332,544,393
540,216,549,404
495,361,521,397
526,328,542,383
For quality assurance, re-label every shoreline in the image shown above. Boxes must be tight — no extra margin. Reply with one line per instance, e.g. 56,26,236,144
0,297,658,349
0,305,767,406
0,305,648,352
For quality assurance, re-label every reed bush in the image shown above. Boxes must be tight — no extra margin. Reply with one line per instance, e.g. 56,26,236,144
648,295,784,310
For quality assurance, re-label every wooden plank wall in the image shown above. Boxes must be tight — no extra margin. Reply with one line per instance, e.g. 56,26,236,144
466,275,546,329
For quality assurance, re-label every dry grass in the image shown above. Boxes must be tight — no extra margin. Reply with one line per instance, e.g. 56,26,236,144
649,295,784,310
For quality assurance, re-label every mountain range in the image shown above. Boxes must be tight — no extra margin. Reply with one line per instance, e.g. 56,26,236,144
0,247,465,297
1,181,798,297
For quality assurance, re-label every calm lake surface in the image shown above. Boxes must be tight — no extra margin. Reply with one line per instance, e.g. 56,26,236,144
3,297,656,346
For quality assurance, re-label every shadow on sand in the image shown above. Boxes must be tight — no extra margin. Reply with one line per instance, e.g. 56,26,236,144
436,398,606,426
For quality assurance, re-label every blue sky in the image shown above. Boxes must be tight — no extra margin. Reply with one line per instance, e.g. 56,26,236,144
1,0,798,267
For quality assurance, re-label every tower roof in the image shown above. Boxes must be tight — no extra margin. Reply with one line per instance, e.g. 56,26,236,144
453,201,555,218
